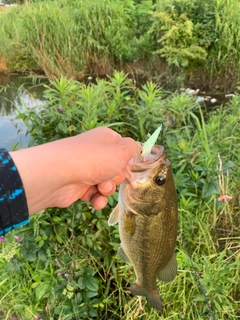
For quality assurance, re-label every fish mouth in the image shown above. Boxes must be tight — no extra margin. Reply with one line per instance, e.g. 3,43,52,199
129,144,166,172
124,144,168,183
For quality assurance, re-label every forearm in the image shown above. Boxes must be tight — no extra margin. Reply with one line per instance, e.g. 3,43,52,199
0,127,137,235
9,138,74,215
7,127,137,216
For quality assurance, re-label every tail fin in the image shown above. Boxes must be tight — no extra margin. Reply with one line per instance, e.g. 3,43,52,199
130,282,162,311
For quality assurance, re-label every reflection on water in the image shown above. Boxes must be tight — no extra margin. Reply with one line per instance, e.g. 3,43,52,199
0,74,47,150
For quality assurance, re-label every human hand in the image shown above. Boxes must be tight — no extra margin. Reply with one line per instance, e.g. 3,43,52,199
54,127,138,210
10,127,138,214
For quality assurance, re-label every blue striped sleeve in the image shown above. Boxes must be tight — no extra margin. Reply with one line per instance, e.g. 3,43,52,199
0,148,29,235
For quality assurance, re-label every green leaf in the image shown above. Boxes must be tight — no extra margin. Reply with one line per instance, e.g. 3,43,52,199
21,242,39,261
38,249,47,262
222,160,235,170
55,234,63,244
202,180,220,198
83,275,98,292
35,282,50,300
34,236,42,242
89,308,98,317
86,236,93,248
58,122,68,133
67,284,74,292
31,282,40,289
38,239,45,248
52,216,62,223
86,290,98,298
78,277,85,290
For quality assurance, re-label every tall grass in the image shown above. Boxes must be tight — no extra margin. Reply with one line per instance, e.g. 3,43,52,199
0,0,113,78
213,0,240,76
0,0,153,79
0,72,239,319
1,0,240,88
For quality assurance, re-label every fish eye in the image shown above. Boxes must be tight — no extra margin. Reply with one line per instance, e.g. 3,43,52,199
155,174,165,186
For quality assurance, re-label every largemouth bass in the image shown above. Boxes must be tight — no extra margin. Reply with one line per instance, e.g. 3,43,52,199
108,144,178,311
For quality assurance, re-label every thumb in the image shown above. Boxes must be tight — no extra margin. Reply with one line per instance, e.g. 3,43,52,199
121,137,139,161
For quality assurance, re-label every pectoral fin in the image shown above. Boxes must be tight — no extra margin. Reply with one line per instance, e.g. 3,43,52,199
108,204,119,226
158,253,178,282
118,245,131,264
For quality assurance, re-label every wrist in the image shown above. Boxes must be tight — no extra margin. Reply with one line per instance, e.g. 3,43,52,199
9,140,70,214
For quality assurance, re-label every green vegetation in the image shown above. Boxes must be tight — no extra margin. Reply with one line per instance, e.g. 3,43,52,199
0,0,239,318
0,0,154,80
0,72,239,319
1,0,240,89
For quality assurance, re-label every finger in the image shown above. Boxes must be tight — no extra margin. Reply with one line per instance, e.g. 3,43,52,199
112,170,126,185
80,185,99,202
97,181,116,196
80,186,111,210
91,194,108,210
97,170,126,196
121,137,139,160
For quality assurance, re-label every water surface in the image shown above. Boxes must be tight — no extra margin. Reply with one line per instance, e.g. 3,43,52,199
0,74,47,150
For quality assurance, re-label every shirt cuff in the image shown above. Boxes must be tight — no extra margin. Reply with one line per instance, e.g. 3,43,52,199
0,148,29,235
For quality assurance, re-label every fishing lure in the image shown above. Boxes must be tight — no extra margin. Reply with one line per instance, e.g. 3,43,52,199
141,124,163,161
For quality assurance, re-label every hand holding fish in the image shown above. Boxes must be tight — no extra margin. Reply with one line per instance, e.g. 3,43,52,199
9,127,138,215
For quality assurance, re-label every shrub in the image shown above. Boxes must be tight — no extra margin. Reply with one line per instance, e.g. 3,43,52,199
150,11,207,68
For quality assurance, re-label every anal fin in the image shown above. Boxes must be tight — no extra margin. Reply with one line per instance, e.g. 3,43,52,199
118,245,131,264
158,253,178,282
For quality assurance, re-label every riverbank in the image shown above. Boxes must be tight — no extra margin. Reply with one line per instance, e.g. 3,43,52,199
1,0,240,92
1,58,239,94
0,6,12,14
0,58,7,72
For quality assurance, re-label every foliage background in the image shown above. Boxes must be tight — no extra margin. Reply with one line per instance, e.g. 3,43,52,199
0,72,239,319
0,0,240,319
1,0,240,89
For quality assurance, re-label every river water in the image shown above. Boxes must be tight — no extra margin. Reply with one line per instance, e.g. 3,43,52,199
0,74,47,150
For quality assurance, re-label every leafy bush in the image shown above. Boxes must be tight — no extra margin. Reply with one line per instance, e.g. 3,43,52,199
150,0,240,85
149,0,217,69
150,11,207,68
17,71,199,143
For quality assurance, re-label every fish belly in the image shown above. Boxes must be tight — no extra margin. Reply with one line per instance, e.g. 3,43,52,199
119,211,177,310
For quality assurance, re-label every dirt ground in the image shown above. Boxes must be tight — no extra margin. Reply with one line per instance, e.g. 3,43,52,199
0,6,12,14
0,59,7,72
